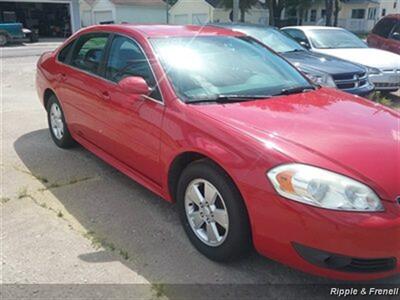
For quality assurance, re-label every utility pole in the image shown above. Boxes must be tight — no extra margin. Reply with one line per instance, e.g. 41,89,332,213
232,0,240,22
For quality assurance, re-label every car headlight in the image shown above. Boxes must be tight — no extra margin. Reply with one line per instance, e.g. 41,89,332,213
303,72,337,88
366,66,381,75
267,164,383,212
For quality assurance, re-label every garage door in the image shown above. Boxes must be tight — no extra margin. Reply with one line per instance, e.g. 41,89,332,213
174,14,188,25
192,13,208,25
94,10,113,24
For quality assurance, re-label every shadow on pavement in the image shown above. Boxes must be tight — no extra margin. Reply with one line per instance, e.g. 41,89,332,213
13,129,399,297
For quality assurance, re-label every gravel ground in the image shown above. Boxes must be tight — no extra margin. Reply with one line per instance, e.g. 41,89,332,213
1,43,399,299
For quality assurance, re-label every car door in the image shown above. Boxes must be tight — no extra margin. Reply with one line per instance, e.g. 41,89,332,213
56,32,111,145
92,34,165,184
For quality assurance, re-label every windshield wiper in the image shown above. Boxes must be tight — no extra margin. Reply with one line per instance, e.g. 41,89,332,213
283,49,305,53
187,94,272,104
276,86,315,96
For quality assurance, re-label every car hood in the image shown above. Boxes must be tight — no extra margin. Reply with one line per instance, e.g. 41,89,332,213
192,88,400,201
282,51,365,75
314,48,400,69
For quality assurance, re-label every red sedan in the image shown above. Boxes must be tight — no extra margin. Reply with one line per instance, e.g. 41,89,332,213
36,25,400,281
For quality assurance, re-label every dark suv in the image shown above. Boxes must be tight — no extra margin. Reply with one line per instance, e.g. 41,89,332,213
211,23,374,96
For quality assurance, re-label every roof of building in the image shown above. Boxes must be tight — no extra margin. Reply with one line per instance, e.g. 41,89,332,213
111,0,166,6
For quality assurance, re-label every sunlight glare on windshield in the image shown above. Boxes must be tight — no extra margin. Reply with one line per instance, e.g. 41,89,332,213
158,45,204,71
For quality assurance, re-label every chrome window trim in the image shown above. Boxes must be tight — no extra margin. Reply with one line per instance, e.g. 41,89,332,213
55,30,165,106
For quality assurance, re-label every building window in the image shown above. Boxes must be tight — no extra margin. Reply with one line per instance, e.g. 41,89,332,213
351,9,365,19
394,2,397,9
321,9,326,18
382,8,386,16
310,9,317,22
367,8,376,20
304,10,308,22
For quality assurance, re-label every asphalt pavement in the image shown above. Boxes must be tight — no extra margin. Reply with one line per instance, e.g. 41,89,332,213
1,41,399,299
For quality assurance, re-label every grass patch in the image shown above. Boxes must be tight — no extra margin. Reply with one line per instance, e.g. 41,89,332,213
17,187,29,199
369,92,400,109
119,249,129,260
1,197,11,204
151,283,166,299
83,230,130,261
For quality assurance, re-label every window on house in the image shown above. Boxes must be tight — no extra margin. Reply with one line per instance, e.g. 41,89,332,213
310,9,317,22
304,10,308,22
394,2,397,9
321,9,326,18
382,9,386,16
367,8,377,20
351,9,365,19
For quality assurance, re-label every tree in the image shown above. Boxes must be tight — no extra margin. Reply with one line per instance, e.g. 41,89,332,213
265,0,286,26
333,0,342,26
221,0,260,22
325,0,334,26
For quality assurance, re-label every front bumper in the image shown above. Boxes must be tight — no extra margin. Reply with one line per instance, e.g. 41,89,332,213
369,71,400,91
251,193,400,280
343,82,375,96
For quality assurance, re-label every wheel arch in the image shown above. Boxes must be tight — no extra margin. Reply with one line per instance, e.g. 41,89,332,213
43,88,56,109
167,151,246,206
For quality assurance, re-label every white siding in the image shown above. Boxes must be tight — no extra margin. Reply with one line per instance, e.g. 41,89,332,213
169,0,214,24
115,5,167,24
79,0,116,26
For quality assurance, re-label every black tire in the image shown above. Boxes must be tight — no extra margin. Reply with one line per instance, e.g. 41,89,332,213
177,159,252,262
46,95,75,148
0,33,8,47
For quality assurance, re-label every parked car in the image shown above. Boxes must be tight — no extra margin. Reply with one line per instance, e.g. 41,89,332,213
0,22,39,46
0,23,24,46
368,14,400,55
211,23,374,96
283,26,400,93
36,25,400,281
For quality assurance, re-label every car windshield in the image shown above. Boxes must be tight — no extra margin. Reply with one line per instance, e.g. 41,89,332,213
308,29,368,49
231,26,305,53
150,36,311,103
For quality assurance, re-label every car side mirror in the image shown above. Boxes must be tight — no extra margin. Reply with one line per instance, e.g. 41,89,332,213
118,76,151,96
299,41,310,49
392,32,400,41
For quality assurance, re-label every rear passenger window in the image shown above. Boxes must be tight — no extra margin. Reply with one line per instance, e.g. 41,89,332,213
70,34,109,74
58,40,75,63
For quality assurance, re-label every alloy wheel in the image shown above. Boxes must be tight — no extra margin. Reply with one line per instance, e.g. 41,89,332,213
50,103,64,140
184,179,229,247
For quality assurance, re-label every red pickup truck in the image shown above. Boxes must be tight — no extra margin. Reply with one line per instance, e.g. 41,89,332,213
367,14,400,55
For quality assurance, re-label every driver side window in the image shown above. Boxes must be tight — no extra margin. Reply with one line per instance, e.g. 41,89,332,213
105,35,162,101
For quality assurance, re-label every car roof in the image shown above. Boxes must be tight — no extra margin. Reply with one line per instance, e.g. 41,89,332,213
78,24,245,38
283,26,346,32
210,22,276,29
382,14,400,20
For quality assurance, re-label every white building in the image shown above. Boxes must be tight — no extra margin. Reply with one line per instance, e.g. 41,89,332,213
300,0,399,33
79,0,167,26
169,0,269,25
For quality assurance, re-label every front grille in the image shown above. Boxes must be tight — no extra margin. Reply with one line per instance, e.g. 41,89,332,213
332,72,368,90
